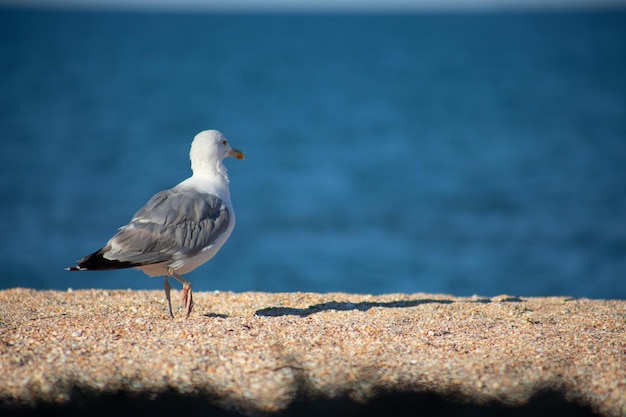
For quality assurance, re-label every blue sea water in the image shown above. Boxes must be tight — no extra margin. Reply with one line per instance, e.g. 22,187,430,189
1,8,625,299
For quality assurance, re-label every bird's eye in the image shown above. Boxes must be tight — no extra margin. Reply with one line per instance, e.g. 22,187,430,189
222,140,228,145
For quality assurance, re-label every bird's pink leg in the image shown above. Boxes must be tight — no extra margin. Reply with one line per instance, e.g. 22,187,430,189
164,276,174,318
181,282,193,318
169,269,193,318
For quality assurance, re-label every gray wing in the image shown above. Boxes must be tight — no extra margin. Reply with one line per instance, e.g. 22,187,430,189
102,188,230,266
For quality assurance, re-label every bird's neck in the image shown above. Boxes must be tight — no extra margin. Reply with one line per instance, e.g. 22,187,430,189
191,158,229,181
187,160,231,198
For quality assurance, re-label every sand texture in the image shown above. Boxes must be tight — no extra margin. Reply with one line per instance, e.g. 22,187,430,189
0,288,624,416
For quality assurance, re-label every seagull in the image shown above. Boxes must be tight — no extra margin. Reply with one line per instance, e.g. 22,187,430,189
67,130,244,318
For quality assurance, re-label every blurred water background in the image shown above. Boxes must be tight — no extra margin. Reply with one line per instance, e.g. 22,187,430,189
1,7,625,299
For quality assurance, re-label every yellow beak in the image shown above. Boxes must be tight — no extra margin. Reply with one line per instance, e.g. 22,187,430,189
229,148,245,160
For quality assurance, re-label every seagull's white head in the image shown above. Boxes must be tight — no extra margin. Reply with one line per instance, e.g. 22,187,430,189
190,130,244,177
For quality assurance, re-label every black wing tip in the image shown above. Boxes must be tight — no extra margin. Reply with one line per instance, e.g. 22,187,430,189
66,266,84,271
67,249,138,271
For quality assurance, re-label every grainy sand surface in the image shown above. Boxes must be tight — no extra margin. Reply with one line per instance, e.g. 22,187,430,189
0,288,624,416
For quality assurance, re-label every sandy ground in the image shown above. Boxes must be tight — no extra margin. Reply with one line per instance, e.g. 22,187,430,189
0,288,624,416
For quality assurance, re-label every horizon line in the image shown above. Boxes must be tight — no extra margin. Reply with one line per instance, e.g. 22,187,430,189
2,0,626,14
